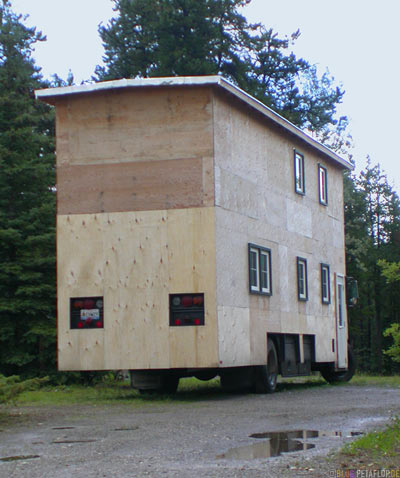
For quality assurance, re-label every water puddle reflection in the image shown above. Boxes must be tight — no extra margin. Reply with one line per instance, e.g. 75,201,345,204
217,430,362,460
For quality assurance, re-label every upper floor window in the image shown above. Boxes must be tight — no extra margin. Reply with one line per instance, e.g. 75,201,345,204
294,151,305,195
318,164,328,205
248,244,272,295
320,263,330,304
297,257,308,301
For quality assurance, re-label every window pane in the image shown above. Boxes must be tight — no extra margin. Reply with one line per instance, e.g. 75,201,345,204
260,251,270,292
299,266,305,295
297,258,307,300
338,284,343,326
250,249,259,290
319,166,327,204
321,264,330,303
295,153,304,193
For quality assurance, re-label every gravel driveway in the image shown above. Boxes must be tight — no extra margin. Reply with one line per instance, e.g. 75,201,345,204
1,383,399,478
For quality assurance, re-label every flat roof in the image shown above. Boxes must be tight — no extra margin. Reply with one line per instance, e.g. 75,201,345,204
35,76,352,170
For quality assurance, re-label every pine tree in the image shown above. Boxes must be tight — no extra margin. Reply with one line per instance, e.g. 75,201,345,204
0,1,56,376
95,0,347,139
345,160,400,373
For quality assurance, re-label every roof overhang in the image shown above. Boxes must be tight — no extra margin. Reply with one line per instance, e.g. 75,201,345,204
35,75,353,170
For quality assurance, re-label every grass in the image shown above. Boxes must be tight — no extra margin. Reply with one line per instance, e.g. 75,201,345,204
349,374,400,388
14,377,223,407
2,373,398,408
337,417,400,469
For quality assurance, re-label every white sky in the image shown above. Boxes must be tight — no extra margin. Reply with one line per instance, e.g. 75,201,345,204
11,0,400,192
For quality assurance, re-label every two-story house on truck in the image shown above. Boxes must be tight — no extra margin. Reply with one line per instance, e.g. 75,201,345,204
36,76,355,393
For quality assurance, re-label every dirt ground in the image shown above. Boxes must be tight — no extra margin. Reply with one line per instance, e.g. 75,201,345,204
0,383,399,478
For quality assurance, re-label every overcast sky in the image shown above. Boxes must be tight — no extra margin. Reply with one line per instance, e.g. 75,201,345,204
11,0,400,191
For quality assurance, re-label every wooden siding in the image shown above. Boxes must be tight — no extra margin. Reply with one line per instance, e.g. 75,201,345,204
57,207,218,371
55,86,214,215
57,158,210,215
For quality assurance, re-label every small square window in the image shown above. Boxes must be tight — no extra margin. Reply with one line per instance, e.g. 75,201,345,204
248,244,272,296
297,257,308,301
294,151,305,195
320,263,330,304
318,164,328,205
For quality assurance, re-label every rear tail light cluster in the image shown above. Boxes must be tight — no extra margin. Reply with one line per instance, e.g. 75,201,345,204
169,293,204,327
70,297,104,329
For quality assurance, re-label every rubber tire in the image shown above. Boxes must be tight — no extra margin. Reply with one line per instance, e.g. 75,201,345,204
321,345,356,383
253,339,279,394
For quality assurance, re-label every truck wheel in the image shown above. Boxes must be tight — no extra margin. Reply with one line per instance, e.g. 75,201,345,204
254,339,279,394
321,345,356,383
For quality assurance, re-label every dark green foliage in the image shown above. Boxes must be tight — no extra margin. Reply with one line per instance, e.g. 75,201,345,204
95,0,346,140
0,373,48,404
345,159,400,374
0,1,56,377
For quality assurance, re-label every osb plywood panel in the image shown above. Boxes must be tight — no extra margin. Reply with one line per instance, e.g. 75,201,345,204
55,86,214,166
57,207,218,371
57,157,214,215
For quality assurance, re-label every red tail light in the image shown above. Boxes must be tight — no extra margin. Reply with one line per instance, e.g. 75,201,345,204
70,297,104,330
181,296,193,307
170,294,204,327
193,296,203,306
83,299,95,309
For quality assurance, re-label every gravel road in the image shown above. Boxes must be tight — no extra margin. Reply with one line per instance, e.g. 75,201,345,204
1,383,399,478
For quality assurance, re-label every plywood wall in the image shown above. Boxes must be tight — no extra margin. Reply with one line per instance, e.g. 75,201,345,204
55,86,214,215
57,207,218,371
213,89,346,365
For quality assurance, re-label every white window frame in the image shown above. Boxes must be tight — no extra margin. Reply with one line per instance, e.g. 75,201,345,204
248,244,272,296
294,150,305,195
320,263,330,304
318,164,328,205
297,257,308,301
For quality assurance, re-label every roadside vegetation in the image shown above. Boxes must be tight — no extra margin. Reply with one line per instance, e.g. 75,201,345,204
335,417,400,470
0,373,397,408
0,374,48,405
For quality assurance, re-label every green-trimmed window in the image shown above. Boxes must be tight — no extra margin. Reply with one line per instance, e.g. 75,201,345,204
320,263,330,304
318,164,328,205
249,244,272,295
294,150,305,195
297,257,308,301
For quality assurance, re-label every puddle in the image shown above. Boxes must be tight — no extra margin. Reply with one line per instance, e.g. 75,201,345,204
217,430,363,460
217,439,314,460
250,430,319,440
250,430,363,440
0,455,40,462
